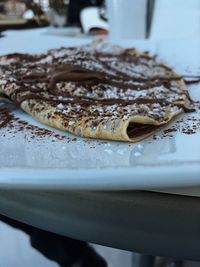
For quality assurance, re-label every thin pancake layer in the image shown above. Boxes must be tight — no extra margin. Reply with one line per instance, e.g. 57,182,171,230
0,44,190,142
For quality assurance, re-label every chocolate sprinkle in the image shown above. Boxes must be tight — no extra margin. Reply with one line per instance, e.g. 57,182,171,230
0,108,14,128
0,107,73,142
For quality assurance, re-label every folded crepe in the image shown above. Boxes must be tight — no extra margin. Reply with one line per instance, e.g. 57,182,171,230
0,44,190,142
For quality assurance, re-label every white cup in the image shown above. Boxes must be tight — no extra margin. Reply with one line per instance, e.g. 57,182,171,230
106,0,147,42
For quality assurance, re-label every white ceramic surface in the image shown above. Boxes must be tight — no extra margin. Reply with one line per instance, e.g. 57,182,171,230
0,30,200,192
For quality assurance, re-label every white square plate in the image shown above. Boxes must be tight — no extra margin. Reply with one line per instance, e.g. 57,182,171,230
0,30,200,191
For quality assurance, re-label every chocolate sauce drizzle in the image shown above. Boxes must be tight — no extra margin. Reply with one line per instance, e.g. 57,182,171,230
182,75,200,85
1,46,193,116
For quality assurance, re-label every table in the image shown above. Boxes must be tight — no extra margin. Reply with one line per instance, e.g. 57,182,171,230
0,189,200,262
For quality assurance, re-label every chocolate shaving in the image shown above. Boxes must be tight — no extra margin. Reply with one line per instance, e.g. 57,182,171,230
0,108,14,128
182,75,200,85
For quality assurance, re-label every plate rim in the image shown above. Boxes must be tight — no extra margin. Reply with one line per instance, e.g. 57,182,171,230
0,163,200,190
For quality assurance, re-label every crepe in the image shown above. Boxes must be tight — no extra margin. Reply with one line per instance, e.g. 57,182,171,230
0,43,190,142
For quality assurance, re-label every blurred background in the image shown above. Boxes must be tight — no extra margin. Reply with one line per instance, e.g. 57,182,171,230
1,0,200,40
0,0,105,32
0,0,155,38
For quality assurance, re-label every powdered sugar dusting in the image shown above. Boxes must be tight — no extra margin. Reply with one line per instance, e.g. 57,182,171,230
0,42,191,141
